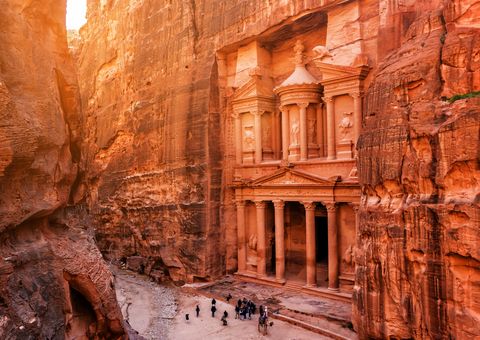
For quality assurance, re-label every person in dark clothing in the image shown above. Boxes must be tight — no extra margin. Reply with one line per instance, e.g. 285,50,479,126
185,314,189,321
226,293,232,302
237,299,242,307
259,305,264,317
212,298,216,305
223,310,228,319
242,297,247,305
221,315,228,326
235,305,240,319
248,306,252,320
251,302,256,315
241,307,248,320
211,305,217,317
195,305,200,317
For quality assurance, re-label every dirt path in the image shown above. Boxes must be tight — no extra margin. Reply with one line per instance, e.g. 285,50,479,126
113,268,330,339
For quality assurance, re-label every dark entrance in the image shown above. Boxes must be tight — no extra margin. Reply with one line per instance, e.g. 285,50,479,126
315,216,328,262
315,216,329,286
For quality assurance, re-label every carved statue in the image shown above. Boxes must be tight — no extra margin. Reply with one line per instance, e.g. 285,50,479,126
339,112,353,141
291,119,300,145
343,245,354,272
244,126,255,150
312,45,331,60
248,234,257,251
307,118,317,143
262,125,271,147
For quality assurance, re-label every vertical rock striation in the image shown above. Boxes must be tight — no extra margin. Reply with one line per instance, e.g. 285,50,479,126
354,0,480,338
0,0,125,338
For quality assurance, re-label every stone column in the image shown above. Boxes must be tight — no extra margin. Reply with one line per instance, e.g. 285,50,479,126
236,200,247,273
325,202,339,290
254,110,263,164
316,103,324,157
255,200,266,277
280,106,290,160
273,200,285,282
303,201,316,287
350,92,362,146
324,96,336,160
234,113,242,165
298,102,308,161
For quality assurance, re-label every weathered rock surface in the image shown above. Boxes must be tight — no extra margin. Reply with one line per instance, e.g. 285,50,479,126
354,1,480,339
0,0,125,338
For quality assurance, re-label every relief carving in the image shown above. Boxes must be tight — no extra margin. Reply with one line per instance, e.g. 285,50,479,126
244,126,255,150
312,45,332,60
248,234,257,250
339,111,353,141
291,119,300,145
342,244,355,273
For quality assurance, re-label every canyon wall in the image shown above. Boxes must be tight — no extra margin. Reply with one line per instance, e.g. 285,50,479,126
75,0,479,338
354,0,480,338
0,0,125,338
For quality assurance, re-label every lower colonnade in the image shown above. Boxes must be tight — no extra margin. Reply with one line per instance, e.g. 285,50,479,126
235,198,357,292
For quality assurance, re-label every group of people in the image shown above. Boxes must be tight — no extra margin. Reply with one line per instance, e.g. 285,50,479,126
234,297,257,320
186,294,268,328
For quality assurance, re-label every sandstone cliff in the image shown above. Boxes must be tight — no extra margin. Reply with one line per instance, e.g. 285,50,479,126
0,0,125,338
354,0,480,338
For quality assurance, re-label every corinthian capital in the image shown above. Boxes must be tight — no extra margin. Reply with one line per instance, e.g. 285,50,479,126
322,96,333,103
301,201,316,211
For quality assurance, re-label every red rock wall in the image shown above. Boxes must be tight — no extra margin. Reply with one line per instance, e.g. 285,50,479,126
0,0,124,338
354,0,480,338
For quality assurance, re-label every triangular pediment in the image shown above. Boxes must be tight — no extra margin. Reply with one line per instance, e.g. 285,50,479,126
250,168,337,186
233,76,274,101
309,61,369,81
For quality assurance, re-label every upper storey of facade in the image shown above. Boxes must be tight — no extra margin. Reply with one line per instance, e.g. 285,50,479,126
219,6,370,184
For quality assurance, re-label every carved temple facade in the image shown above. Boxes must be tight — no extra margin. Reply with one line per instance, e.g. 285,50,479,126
219,8,370,297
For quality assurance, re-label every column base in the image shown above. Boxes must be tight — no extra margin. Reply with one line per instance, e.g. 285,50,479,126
327,155,336,160
304,283,317,289
275,277,287,284
328,287,340,292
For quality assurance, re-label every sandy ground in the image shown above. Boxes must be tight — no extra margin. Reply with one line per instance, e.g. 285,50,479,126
113,268,330,339
171,293,330,340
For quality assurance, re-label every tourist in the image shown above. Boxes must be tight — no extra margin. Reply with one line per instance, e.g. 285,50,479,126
248,305,252,320
241,306,248,320
212,298,216,306
211,305,217,317
185,313,189,321
234,305,240,319
221,315,228,326
195,305,200,317
223,310,228,319
237,299,242,307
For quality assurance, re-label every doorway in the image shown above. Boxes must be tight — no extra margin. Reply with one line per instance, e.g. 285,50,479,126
315,216,328,287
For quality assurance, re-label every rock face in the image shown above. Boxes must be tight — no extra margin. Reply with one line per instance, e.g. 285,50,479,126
0,0,125,338
71,0,479,338
354,1,480,339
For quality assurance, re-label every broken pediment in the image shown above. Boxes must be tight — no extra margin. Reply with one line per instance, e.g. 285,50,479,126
250,168,337,187
233,72,274,102
310,61,370,82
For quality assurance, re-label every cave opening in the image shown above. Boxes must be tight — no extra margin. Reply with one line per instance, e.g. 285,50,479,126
65,286,96,339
